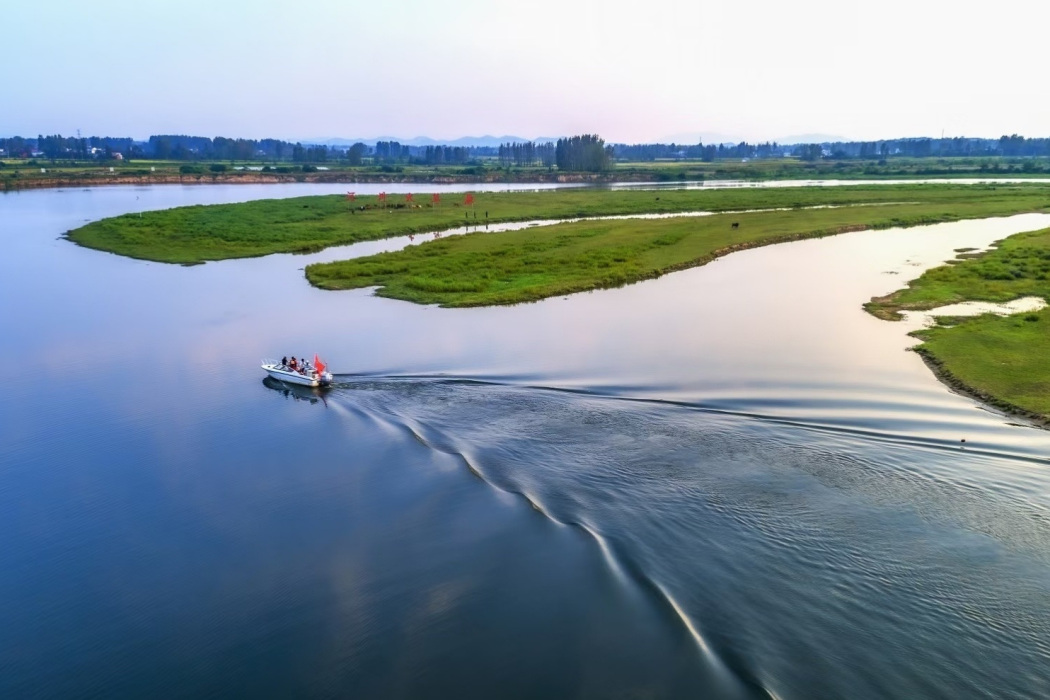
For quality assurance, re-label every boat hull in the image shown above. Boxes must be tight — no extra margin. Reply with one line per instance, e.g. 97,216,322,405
262,364,332,387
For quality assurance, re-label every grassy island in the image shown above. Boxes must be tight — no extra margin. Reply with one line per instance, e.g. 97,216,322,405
70,182,1050,422
304,199,1050,306
298,184,1049,305
867,228,1050,423
69,184,1050,265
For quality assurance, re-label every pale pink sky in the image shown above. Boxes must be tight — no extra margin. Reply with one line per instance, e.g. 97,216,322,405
5,0,1048,143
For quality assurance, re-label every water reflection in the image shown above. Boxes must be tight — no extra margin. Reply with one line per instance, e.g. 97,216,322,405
262,376,329,406
3,185,1050,699
905,295,1047,326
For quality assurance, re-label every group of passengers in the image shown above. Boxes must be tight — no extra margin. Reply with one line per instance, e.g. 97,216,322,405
280,356,312,374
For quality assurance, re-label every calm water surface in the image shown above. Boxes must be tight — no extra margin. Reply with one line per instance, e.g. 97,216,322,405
609,177,1050,189
2,184,1050,699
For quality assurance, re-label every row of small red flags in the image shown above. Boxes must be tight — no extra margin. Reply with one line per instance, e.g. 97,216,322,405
345,192,474,205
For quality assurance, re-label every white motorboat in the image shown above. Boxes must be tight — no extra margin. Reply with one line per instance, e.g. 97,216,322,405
262,355,333,387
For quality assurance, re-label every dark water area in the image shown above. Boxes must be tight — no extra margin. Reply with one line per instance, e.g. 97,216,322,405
3,184,1050,698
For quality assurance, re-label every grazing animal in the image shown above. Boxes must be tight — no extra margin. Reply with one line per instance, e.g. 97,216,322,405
731,222,740,229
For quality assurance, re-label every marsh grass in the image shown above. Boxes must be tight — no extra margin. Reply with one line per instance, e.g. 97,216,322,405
868,226,1050,421
305,196,1050,307
68,184,1050,265
913,308,1050,420
867,228,1050,320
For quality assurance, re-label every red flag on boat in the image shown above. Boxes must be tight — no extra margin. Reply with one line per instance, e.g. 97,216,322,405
465,193,474,206
314,354,326,374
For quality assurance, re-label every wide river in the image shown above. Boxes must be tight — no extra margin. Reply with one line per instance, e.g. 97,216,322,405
3,183,1050,699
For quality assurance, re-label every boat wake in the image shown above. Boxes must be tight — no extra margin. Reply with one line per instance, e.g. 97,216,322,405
323,373,1050,467
266,372,1050,699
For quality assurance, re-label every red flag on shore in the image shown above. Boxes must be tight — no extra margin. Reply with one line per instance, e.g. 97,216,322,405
345,192,355,201
378,192,387,204
432,193,440,205
314,354,326,374
405,193,414,203
465,193,474,206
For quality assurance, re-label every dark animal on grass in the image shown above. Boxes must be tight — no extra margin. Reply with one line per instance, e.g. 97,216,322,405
731,222,739,229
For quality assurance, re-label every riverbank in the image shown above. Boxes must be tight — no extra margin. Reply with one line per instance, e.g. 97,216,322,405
66,183,1050,265
8,157,1050,191
914,340,1050,428
867,227,1050,424
3,169,614,191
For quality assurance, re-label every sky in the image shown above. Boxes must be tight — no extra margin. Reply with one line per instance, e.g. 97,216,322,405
4,0,1049,144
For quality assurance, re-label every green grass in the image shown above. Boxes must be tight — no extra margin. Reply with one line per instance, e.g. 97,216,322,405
913,309,1050,420
67,184,1050,265
866,228,1050,319
867,227,1050,421
610,157,1050,182
304,193,1050,306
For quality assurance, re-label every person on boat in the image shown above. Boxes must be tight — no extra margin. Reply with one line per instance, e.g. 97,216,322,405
281,356,288,368
289,356,298,371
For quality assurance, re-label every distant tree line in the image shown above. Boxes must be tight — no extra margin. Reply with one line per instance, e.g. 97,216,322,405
420,145,473,165
26,134,139,160
796,144,823,162
610,136,1050,162
556,135,613,171
497,141,556,168
374,141,411,162
612,141,784,161
0,134,495,164
808,135,1050,159
7,133,1050,166
371,141,496,165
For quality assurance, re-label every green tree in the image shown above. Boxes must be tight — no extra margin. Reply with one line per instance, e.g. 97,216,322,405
555,135,611,172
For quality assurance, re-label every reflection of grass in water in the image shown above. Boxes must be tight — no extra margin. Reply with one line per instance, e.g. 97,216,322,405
67,184,1050,264
305,196,1050,307
868,228,1050,422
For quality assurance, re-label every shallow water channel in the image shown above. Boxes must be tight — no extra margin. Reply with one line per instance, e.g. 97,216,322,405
3,184,1050,699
